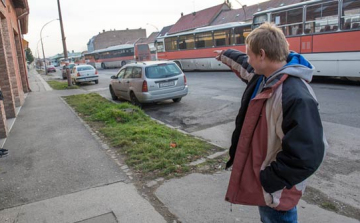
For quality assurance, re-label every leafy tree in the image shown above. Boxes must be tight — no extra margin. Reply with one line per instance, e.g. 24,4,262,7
25,48,34,63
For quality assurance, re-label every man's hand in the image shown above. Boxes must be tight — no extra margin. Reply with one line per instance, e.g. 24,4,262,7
214,50,224,61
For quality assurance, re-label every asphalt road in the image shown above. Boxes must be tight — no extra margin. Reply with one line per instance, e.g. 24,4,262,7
63,67,360,130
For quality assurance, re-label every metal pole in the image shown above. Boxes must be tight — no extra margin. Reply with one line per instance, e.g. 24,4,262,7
146,23,159,61
40,19,58,75
234,0,247,21
57,0,72,86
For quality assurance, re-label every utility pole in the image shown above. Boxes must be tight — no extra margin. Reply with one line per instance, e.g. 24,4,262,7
57,0,72,86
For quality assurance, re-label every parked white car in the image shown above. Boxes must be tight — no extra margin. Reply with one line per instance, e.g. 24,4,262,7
71,65,99,85
109,61,188,106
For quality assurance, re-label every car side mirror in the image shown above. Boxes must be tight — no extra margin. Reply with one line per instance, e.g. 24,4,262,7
111,75,116,79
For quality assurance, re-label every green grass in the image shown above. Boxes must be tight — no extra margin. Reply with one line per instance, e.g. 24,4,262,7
64,93,219,178
47,80,79,90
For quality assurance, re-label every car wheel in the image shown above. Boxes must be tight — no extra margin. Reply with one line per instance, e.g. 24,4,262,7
109,86,117,100
94,80,99,84
130,92,142,108
101,63,106,69
173,98,182,103
121,61,126,67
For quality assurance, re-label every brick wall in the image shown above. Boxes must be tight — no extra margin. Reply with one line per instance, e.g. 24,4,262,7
93,29,146,50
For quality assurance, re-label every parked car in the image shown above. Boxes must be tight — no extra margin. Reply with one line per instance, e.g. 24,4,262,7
109,61,188,106
62,63,75,79
47,65,56,73
71,65,98,85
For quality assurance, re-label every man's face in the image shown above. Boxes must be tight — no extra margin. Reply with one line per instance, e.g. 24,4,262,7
246,45,263,74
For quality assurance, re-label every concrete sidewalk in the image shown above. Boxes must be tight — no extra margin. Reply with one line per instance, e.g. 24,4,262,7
0,69,165,223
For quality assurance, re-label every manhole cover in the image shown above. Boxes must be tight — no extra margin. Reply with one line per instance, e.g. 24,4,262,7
75,212,118,223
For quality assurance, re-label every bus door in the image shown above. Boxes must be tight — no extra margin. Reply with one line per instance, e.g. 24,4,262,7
300,35,313,53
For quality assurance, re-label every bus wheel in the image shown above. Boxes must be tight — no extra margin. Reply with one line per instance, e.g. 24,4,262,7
174,61,182,70
121,61,126,67
101,63,106,69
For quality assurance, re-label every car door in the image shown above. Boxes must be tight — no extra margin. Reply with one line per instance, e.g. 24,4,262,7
112,68,126,98
121,67,133,100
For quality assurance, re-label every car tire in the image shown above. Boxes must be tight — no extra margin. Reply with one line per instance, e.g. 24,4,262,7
130,92,142,108
109,86,117,100
173,98,182,103
94,80,99,84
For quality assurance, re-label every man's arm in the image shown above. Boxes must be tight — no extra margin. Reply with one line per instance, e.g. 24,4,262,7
215,49,255,83
260,78,326,193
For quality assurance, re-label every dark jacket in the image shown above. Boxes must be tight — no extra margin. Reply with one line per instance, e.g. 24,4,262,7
220,49,327,211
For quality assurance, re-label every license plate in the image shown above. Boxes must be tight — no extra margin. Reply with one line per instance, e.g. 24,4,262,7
159,81,175,87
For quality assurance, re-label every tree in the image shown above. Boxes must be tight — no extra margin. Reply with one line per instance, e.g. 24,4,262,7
25,48,34,64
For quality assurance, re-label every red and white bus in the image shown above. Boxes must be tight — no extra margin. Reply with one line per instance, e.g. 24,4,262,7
156,22,252,71
252,0,360,81
85,43,151,69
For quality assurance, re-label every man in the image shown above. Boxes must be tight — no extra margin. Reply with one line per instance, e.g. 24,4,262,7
215,22,327,222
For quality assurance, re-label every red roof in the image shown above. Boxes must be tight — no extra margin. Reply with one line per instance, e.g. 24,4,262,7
168,3,231,35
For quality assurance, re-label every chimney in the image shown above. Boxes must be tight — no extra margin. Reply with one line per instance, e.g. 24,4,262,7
181,12,183,17
103,29,105,33
192,12,196,16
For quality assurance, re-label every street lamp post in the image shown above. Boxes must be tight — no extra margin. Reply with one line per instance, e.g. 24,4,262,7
57,0,72,86
37,36,48,68
40,19,58,75
146,23,159,61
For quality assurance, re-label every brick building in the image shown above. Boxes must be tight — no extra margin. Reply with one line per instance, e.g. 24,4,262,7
0,0,29,139
87,28,147,52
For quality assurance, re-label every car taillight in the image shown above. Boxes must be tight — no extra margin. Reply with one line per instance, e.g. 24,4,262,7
77,72,80,77
95,70,98,75
142,80,148,92
184,75,187,85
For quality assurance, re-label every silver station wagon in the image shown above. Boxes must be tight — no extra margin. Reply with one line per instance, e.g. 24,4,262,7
109,61,188,106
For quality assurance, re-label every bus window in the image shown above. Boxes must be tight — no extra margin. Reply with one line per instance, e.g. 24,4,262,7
165,37,178,51
306,1,338,33
253,14,267,29
342,0,360,30
179,34,195,50
195,32,213,48
232,27,245,45
271,7,303,36
214,29,231,46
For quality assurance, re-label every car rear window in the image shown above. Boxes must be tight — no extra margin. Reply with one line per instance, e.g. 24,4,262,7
77,66,94,71
145,64,182,79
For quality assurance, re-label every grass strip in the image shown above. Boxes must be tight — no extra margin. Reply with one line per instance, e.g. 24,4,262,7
64,93,220,178
47,80,79,90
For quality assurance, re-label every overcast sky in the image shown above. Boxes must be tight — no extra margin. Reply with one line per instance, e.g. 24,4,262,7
24,0,267,57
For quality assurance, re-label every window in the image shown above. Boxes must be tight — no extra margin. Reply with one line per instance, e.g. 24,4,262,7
195,32,213,48
232,26,251,44
178,34,195,50
124,67,133,79
306,1,339,33
165,37,178,51
271,7,303,36
145,63,182,79
131,67,142,78
214,29,231,46
342,0,360,30
253,14,267,28
117,69,125,78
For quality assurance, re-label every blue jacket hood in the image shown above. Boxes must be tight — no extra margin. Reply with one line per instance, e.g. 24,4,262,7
266,52,315,85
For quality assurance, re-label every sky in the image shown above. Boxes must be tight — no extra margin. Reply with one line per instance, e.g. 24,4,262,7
24,0,267,58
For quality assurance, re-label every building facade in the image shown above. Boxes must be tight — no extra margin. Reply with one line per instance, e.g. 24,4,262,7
0,0,29,139
87,28,147,52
